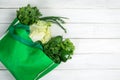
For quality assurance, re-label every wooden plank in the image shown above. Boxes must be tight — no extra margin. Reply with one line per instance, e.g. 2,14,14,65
57,54,120,70
1,54,120,70
1,9,120,23
2,0,120,9
0,24,9,37
107,0,120,8
0,70,15,80
72,39,120,54
0,0,106,8
41,70,120,80
51,23,120,38
1,70,120,80
1,24,120,39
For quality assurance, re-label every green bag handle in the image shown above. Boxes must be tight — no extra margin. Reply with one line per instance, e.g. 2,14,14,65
8,18,43,50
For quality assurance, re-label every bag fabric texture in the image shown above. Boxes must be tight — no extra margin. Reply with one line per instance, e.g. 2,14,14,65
0,18,59,80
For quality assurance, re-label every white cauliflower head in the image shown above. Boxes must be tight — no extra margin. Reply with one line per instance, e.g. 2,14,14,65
29,20,51,44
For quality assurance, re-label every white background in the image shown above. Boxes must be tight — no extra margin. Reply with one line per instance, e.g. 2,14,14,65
0,0,120,80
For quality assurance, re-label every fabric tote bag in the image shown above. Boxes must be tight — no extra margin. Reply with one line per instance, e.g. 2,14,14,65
0,18,59,80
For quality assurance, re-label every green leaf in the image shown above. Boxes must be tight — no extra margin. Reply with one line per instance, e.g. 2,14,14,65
43,36,75,63
17,4,42,25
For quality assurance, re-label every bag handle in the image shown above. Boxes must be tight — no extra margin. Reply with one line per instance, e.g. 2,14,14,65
8,18,43,50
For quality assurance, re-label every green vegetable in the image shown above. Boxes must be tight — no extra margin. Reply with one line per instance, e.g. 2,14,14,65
29,20,51,44
17,4,67,33
43,36,75,63
40,16,68,33
17,4,42,25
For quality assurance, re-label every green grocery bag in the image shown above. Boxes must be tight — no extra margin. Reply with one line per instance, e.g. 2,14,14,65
0,18,59,80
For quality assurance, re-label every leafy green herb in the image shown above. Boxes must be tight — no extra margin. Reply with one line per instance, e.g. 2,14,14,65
17,4,42,25
43,36,75,63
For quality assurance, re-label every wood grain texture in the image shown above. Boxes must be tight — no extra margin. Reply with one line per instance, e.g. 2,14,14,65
47,24,120,38
40,70,120,80
0,70,15,80
1,70,120,80
107,0,120,8
0,0,106,8
1,0,120,9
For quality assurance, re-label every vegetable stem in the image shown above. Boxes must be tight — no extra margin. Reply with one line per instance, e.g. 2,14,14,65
40,16,68,33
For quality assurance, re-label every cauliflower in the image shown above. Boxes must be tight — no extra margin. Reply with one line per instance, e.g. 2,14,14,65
29,20,51,44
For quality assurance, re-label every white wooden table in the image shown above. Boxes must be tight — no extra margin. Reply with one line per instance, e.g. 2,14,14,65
0,0,120,80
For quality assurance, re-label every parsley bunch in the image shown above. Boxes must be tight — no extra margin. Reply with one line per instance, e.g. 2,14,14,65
17,4,42,25
43,36,75,63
